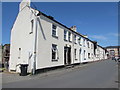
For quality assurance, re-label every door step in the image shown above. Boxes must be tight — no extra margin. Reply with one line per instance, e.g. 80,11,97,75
65,65,74,69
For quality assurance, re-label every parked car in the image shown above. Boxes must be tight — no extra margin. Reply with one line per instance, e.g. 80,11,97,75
112,57,116,60
117,56,120,62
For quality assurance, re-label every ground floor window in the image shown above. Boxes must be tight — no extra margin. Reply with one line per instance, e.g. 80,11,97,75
74,49,77,60
88,53,90,59
84,50,86,60
52,44,58,61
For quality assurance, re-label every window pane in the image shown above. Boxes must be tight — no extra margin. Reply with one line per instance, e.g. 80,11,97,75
52,24,57,36
68,32,71,41
52,24,56,29
64,30,67,40
74,35,76,43
30,20,34,33
75,49,76,59
52,30,56,36
52,51,56,59
52,44,57,60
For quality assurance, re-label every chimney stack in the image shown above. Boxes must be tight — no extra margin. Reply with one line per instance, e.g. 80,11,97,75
70,26,77,32
19,0,31,11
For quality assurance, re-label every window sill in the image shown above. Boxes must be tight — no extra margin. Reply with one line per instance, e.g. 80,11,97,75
52,59,58,62
29,32,33,34
64,39,68,42
69,40,72,43
52,35,58,39
79,44,82,46
75,59,78,60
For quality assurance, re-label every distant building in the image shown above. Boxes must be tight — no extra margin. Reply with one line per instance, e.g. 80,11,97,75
106,46,120,58
3,44,10,69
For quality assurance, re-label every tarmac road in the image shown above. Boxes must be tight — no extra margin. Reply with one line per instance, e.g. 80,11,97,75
2,59,119,88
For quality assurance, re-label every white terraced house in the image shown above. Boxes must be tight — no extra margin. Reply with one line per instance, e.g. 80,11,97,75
9,0,108,74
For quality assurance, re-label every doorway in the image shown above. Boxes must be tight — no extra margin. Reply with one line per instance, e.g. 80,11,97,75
79,48,81,63
64,46,71,65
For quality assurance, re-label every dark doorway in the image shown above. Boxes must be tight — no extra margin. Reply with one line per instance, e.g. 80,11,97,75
64,46,71,65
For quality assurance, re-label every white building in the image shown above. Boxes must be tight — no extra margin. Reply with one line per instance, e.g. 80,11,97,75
9,0,107,73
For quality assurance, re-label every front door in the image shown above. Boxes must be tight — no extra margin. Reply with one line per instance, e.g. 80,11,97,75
64,47,71,65
79,48,81,63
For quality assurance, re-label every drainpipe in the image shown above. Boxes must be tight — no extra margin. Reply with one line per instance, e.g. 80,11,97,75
32,10,41,75
72,32,74,64
32,10,40,75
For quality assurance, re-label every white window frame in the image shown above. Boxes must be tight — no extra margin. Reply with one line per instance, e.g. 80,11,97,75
64,30,67,41
78,37,82,46
30,19,34,34
91,44,93,49
88,53,90,59
84,50,86,60
87,41,90,48
52,44,58,61
68,32,72,42
83,38,85,47
52,24,57,37
74,49,77,60
74,35,77,44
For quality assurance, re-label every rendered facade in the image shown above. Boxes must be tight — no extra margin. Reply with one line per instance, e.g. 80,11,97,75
9,0,107,73
106,46,120,58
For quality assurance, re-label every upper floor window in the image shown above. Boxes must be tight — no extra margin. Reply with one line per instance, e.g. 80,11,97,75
52,24,57,37
74,35,77,44
68,32,72,42
83,38,85,47
64,30,67,41
30,19,34,34
87,41,90,48
79,48,82,54
78,37,82,46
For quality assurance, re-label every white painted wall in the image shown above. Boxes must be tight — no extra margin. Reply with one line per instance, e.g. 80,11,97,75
9,6,35,72
9,1,108,73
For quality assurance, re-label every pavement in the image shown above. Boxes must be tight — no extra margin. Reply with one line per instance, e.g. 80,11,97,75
2,61,92,84
2,59,119,88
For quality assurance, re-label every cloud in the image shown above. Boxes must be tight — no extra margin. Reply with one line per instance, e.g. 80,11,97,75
89,35,107,40
107,33,120,37
88,32,119,47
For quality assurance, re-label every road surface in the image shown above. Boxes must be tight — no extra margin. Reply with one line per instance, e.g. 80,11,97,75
2,59,119,88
